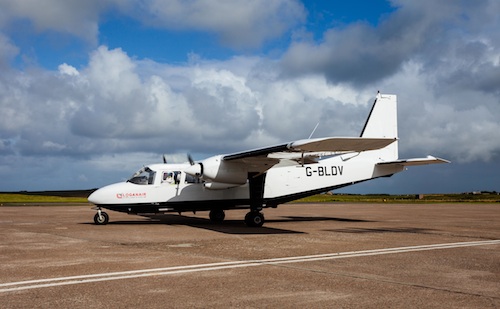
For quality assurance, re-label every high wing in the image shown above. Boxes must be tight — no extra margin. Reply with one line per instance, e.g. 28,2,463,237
289,137,397,152
377,155,450,167
222,137,396,172
224,137,396,160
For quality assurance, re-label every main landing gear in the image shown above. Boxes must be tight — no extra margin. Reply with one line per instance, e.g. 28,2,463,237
93,207,109,225
245,172,266,227
209,209,225,223
244,211,265,227
208,209,265,227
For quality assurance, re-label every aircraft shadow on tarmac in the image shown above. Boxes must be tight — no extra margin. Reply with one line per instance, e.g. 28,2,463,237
276,216,371,223
86,215,373,235
325,227,436,234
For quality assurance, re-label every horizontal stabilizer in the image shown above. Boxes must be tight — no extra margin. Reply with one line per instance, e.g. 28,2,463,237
377,155,450,167
289,137,397,152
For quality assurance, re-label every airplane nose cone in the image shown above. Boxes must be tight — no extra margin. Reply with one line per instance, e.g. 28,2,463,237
87,182,130,205
88,189,104,205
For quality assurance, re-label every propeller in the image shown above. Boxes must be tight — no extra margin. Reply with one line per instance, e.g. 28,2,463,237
187,154,195,165
185,154,203,177
162,154,195,165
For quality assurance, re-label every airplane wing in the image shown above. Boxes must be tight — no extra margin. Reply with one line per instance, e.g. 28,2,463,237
223,137,396,161
289,137,397,152
377,155,450,166
222,137,396,173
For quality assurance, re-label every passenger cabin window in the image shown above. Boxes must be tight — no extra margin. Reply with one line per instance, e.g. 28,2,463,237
128,167,156,185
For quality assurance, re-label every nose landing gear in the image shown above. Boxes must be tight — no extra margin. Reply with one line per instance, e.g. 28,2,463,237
93,207,109,225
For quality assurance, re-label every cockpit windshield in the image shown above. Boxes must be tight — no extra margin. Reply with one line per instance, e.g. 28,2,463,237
127,167,156,185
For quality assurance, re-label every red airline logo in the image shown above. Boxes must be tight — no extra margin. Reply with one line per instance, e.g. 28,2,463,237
116,192,147,199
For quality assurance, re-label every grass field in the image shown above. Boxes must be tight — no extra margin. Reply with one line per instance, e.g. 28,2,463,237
0,190,93,205
295,193,500,203
0,194,89,204
1,190,498,205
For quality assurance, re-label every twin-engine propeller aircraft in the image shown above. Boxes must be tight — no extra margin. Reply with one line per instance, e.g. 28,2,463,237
88,93,449,227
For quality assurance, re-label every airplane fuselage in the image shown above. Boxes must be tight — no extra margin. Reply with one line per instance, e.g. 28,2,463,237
88,152,404,215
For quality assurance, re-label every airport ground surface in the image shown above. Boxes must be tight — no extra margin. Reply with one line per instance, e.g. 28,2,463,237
1,203,499,308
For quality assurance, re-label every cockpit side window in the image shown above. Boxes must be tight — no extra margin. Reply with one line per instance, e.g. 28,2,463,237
148,171,156,184
128,167,156,185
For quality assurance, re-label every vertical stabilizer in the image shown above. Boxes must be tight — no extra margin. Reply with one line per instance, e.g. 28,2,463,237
360,93,398,160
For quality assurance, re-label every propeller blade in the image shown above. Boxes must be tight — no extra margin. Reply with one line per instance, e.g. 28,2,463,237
187,154,195,165
163,155,167,164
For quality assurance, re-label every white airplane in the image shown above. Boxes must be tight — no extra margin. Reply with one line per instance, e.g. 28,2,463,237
88,93,449,227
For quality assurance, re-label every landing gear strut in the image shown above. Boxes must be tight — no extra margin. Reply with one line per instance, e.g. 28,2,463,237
93,208,109,225
246,172,266,227
209,209,225,223
244,211,265,227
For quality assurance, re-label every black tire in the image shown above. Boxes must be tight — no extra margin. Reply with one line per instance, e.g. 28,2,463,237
209,209,225,223
244,211,265,227
94,212,109,225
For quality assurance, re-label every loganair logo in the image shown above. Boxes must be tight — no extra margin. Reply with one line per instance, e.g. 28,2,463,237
116,192,147,199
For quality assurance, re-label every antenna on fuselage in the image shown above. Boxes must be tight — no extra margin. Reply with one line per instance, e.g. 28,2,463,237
308,122,320,139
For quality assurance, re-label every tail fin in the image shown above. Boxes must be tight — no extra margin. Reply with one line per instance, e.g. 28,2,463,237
360,93,398,160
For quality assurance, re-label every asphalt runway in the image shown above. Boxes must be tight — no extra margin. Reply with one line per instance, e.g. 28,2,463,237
1,203,499,308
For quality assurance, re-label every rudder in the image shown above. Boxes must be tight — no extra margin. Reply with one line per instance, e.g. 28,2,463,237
360,92,398,160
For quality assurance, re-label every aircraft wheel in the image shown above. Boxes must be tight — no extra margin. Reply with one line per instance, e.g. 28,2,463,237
94,211,109,225
209,209,225,223
244,211,265,227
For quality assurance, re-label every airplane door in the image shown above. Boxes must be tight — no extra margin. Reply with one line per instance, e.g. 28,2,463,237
161,171,182,196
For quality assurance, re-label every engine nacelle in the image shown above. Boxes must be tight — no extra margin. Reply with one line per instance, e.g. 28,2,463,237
184,155,248,185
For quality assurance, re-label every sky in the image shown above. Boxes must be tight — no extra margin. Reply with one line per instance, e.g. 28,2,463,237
0,0,499,194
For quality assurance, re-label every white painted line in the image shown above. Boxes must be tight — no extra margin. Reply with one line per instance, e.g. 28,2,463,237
1,240,498,293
